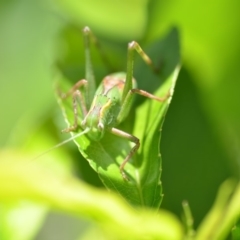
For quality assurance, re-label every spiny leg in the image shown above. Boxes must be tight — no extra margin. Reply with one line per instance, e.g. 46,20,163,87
83,26,113,108
82,27,96,107
60,79,88,132
60,27,99,132
131,89,170,101
110,127,140,180
122,41,157,101
117,87,170,124
61,27,113,132
59,79,87,99
113,41,169,173
119,40,170,122
83,27,114,72
62,90,84,132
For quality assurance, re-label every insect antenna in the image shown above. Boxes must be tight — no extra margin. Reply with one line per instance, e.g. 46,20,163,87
31,128,90,162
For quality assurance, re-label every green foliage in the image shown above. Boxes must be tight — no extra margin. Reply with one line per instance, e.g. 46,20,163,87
232,219,240,240
0,151,183,240
1,0,240,239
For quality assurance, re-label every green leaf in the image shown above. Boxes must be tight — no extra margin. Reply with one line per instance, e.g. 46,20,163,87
54,0,148,40
195,180,240,240
57,28,180,208
0,201,47,240
0,0,62,146
0,150,184,240
232,218,240,240
0,131,75,240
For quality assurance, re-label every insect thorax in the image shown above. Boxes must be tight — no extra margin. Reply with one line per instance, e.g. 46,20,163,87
82,72,136,141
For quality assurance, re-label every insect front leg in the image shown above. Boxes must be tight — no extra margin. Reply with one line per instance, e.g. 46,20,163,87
119,39,170,122
110,128,140,181
59,79,88,132
122,41,156,101
117,87,170,124
83,26,113,108
83,27,96,107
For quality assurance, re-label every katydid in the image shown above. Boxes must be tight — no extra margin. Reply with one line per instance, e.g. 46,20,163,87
59,26,169,180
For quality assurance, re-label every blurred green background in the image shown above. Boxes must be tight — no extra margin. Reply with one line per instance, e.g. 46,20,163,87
0,0,240,239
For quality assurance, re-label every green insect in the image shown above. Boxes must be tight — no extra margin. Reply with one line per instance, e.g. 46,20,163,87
59,26,169,180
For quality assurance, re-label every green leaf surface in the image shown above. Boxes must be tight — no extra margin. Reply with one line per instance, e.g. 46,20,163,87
195,180,240,240
54,0,148,40
0,201,47,240
0,131,75,240
57,28,180,207
232,218,240,240
147,0,240,180
0,0,61,146
0,150,183,240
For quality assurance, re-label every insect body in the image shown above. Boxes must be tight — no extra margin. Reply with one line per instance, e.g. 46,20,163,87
82,73,131,141
60,27,169,180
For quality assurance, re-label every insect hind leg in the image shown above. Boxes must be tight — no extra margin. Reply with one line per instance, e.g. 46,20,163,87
110,127,140,181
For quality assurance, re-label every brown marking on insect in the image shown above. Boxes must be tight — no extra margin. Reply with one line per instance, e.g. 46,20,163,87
102,76,125,95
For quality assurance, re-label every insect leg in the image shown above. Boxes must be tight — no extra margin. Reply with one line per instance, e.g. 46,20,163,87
122,41,156,102
117,88,170,124
59,79,88,132
83,27,113,72
59,79,87,99
110,127,140,180
83,27,96,107
83,27,114,108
